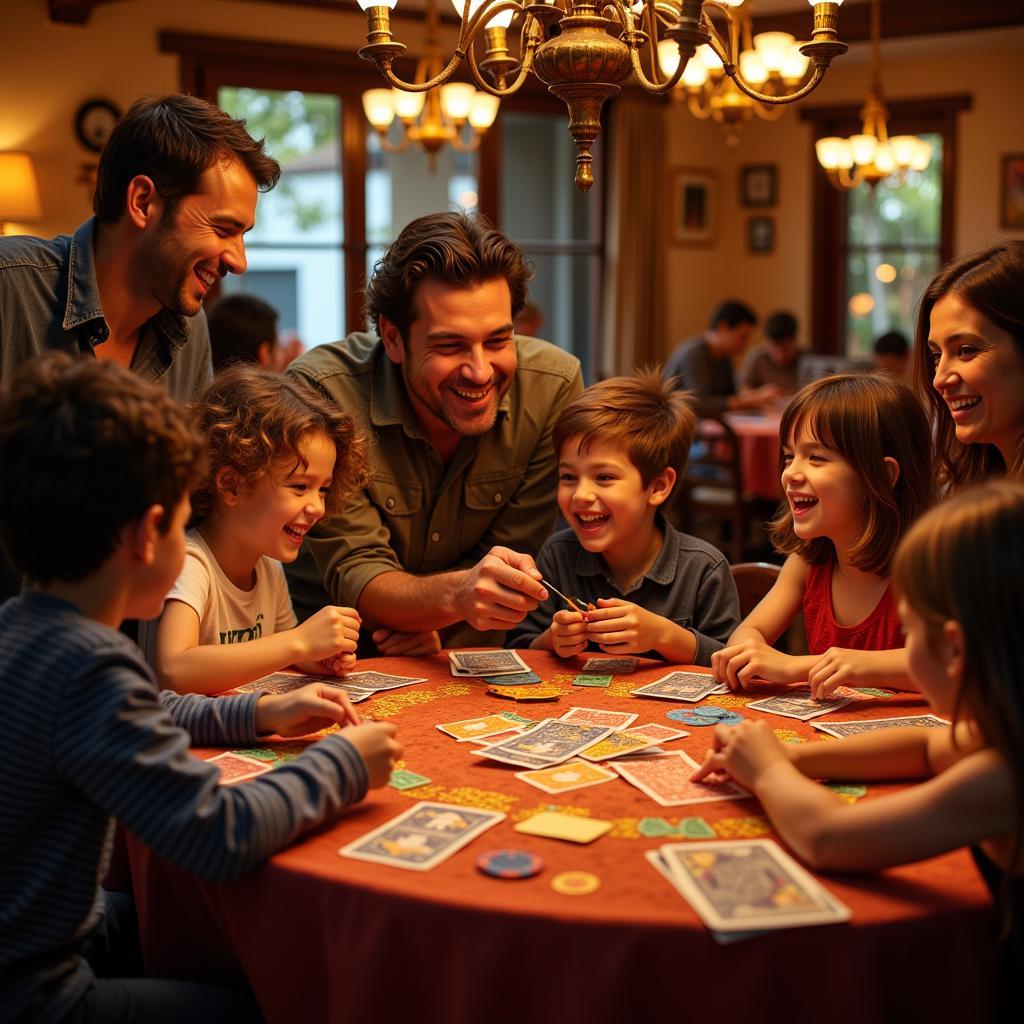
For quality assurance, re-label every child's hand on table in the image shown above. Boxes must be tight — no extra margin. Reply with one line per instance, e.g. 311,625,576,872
712,638,803,689
295,605,361,663
690,719,793,792
343,722,403,788
255,682,361,736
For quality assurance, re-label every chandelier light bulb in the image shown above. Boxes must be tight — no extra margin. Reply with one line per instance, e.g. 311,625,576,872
738,49,768,86
698,43,723,71
486,9,514,27
909,138,932,171
392,88,426,121
440,82,476,121
849,133,877,167
815,137,843,170
753,32,795,75
808,0,844,5
450,0,486,18
362,89,396,128
468,92,501,128
358,0,397,8
888,135,919,167
657,39,680,76
780,47,810,82
873,142,895,174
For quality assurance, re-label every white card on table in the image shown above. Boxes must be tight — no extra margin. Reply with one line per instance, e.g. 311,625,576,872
558,706,638,730
747,689,854,721
338,801,504,871
448,649,530,677
476,719,614,769
812,714,949,738
612,750,750,807
630,672,728,703
659,839,852,932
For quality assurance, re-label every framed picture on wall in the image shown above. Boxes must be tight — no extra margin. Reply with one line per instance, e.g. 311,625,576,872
740,164,777,207
670,168,717,245
747,215,775,254
1001,153,1024,228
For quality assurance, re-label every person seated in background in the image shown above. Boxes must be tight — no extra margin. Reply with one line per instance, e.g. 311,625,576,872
508,368,740,664
207,292,305,372
0,353,399,1022
739,310,800,399
514,300,544,339
663,299,779,416
873,329,911,381
142,365,366,694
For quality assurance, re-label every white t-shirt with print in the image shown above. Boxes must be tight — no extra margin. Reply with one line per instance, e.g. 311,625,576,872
140,528,296,666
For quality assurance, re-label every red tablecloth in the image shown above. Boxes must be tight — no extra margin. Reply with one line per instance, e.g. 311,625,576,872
127,652,996,1023
724,411,783,502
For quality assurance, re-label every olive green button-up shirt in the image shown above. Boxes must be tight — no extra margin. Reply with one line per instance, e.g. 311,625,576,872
288,332,582,645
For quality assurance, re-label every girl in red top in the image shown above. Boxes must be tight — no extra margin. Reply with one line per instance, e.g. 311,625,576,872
713,374,934,697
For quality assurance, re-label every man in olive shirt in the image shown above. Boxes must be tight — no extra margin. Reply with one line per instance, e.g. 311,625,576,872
287,213,583,653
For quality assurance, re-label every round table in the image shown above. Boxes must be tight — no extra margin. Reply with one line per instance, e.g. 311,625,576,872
127,651,996,1023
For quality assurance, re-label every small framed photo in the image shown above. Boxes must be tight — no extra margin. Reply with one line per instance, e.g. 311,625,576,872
1000,154,1024,228
740,164,777,208
670,168,717,246
747,215,775,255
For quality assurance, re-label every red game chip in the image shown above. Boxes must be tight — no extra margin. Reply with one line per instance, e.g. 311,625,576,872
476,849,543,879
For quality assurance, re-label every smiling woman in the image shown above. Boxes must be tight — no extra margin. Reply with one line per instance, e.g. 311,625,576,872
914,242,1024,492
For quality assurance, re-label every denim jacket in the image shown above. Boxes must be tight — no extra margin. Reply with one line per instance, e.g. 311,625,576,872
0,218,212,399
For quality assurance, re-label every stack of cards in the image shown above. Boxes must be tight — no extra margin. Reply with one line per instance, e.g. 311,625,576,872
747,689,854,722
476,719,615,769
612,751,750,807
631,672,729,703
339,801,504,871
812,714,949,738
238,669,426,701
449,650,530,677
647,839,851,940
580,656,639,674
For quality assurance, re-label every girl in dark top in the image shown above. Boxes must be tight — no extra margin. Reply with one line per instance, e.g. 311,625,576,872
695,479,1024,1019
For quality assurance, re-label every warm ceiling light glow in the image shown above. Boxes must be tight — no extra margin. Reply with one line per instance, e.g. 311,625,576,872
849,292,875,317
875,263,897,284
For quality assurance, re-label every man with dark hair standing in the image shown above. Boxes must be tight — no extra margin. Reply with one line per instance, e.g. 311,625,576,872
207,292,280,371
287,212,582,655
664,299,779,415
0,93,281,598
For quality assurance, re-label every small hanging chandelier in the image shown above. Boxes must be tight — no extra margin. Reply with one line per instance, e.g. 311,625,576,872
815,0,932,190
361,0,501,168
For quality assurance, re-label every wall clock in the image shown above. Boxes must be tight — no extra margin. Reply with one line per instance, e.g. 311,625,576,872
74,99,121,153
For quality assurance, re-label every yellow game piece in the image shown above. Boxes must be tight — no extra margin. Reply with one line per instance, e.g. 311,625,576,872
551,870,601,895
513,811,611,843
487,685,562,702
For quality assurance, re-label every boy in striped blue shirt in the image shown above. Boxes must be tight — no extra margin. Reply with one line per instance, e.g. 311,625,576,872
0,354,401,1023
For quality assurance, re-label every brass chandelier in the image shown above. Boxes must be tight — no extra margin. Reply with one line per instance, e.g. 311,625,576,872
362,0,501,165
356,0,849,191
658,1,813,145
815,0,932,190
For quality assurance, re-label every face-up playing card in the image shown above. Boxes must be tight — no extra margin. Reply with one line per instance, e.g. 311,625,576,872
612,751,750,807
208,751,273,784
658,839,852,932
558,706,638,730
436,713,528,742
578,730,663,762
812,714,949,738
631,672,729,703
580,656,639,674
476,719,614,768
338,801,505,871
747,689,854,721
339,670,427,692
449,650,531,676
514,759,618,794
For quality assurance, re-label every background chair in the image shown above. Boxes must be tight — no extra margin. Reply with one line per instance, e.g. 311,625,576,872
729,560,807,655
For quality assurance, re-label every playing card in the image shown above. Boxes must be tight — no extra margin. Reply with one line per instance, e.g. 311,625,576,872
340,670,427,692
747,689,854,721
208,751,273,784
388,768,431,791
572,674,612,688
436,713,529,742
476,719,614,768
630,672,729,703
578,729,663,762
338,801,505,871
612,751,750,807
513,811,612,844
514,759,618,794
812,714,949,738
483,671,541,686
659,839,852,932
628,723,689,742
449,650,530,676
580,656,639,674
486,684,562,702
237,672,374,701
558,706,638,730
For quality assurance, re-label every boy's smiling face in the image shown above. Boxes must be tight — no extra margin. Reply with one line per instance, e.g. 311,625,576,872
557,436,672,566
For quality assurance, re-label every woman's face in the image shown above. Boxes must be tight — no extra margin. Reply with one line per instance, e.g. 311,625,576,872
928,293,1024,462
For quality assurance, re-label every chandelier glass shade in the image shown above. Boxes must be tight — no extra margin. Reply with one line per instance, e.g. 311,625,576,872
815,0,932,190
356,0,849,191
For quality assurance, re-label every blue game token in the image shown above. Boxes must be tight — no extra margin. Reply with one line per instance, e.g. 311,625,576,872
476,849,543,879
694,706,727,719
667,709,710,726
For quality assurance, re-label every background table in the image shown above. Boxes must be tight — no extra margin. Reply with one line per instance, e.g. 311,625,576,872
128,652,996,1023
724,410,783,502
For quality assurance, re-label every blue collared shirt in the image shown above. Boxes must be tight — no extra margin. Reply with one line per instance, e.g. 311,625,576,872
0,218,212,399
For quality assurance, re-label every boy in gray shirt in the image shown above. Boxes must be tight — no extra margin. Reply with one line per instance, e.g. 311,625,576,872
508,369,739,663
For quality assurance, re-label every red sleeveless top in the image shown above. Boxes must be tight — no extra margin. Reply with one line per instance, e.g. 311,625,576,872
802,560,904,656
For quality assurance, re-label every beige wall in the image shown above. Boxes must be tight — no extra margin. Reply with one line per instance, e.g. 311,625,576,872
661,30,1024,356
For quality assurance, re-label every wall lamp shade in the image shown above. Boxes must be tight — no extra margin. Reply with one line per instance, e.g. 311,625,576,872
0,152,42,226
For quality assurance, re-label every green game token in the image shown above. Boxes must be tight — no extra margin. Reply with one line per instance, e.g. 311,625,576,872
827,783,867,798
679,817,716,839
638,817,676,838
573,674,612,688
498,711,535,725
388,769,431,791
